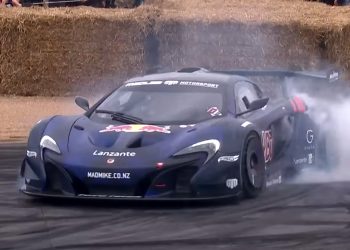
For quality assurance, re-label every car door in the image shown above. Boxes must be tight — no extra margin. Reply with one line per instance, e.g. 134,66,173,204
234,80,286,165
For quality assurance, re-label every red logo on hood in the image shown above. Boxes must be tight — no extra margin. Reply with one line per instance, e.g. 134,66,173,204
99,124,171,134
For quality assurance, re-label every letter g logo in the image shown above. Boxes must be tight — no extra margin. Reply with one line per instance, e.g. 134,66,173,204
306,130,314,144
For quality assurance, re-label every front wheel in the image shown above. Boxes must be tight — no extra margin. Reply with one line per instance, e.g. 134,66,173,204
242,133,266,198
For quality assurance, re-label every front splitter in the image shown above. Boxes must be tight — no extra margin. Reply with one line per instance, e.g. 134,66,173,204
21,190,238,202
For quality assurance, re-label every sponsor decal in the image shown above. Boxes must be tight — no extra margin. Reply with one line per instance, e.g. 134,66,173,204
226,178,238,189
107,159,115,164
99,124,171,134
87,172,130,179
262,130,273,163
308,153,313,164
207,107,222,117
26,150,37,158
266,175,282,187
294,157,307,165
78,194,142,198
328,71,339,81
93,150,136,157
164,80,179,86
125,80,219,89
179,124,195,128
179,81,219,89
218,155,239,163
304,145,315,150
306,130,314,144
241,121,252,128
125,81,162,87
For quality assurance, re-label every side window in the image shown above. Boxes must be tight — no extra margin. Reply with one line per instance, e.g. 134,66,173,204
235,81,260,113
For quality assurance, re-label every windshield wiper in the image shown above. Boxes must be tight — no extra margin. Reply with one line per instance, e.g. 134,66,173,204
95,110,144,124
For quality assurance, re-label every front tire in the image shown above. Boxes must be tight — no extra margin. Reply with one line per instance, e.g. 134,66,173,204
242,133,266,198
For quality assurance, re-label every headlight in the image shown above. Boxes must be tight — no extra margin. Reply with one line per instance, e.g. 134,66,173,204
40,135,61,155
173,139,220,164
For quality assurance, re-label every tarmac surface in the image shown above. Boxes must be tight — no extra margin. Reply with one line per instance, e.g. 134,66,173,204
1,142,350,250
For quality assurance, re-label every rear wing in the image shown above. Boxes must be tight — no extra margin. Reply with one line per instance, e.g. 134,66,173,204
211,69,340,83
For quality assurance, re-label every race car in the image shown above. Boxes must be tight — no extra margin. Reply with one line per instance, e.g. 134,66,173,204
18,67,338,200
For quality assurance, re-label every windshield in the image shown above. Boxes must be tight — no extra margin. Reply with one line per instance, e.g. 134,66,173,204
91,81,225,124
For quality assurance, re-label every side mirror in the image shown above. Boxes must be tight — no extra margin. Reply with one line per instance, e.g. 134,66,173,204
242,96,250,109
75,96,89,111
249,97,269,111
237,97,269,116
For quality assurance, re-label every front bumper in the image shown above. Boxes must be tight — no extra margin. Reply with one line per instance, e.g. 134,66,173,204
19,150,242,200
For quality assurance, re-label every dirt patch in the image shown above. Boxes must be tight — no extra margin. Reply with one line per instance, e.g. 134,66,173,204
0,97,82,140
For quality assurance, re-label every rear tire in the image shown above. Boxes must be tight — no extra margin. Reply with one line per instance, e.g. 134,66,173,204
242,133,266,198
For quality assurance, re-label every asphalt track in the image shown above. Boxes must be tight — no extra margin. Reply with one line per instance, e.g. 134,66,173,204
1,143,350,250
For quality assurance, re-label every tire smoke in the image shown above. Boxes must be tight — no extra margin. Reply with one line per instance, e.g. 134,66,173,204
291,87,350,183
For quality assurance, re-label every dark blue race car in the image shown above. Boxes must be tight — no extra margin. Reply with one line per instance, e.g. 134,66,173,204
18,68,338,200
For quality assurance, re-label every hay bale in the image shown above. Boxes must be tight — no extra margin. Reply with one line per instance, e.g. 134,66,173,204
116,0,137,8
156,19,325,74
323,25,350,78
2,0,350,96
153,0,350,79
0,6,158,96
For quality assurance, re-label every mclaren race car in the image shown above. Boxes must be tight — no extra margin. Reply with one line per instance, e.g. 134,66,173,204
18,67,338,200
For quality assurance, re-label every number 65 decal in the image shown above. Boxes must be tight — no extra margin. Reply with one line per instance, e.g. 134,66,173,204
262,130,273,163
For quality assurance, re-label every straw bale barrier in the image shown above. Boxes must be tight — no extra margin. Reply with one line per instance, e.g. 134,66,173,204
153,0,350,76
156,21,323,72
0,7,157,96
1,0,350,96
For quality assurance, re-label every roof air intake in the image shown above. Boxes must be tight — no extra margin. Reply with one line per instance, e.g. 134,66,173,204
177,67,209,73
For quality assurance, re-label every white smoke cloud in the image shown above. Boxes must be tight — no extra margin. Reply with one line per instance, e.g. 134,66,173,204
291,86,350,183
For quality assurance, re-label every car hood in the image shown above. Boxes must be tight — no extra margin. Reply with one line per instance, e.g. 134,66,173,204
64,116,226,166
